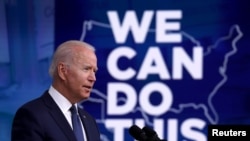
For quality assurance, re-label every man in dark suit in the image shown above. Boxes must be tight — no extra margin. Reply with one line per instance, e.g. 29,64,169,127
11,40,101,141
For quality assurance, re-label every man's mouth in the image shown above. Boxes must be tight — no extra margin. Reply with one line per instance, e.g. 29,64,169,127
83,85,92,90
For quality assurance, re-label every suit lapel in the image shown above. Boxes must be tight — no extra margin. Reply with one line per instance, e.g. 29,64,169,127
78,108,91,140
41,92,77,141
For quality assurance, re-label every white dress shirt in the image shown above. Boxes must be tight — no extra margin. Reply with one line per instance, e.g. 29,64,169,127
48,86,87,141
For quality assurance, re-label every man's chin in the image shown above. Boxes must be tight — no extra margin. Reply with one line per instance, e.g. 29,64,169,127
82,93,90,99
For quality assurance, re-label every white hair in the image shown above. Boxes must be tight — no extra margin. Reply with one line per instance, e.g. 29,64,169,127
48,40,95,78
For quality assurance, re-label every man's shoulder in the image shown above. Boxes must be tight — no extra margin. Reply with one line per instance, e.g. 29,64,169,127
17,90,50,110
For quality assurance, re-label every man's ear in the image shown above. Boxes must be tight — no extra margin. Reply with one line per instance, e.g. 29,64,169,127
57,62,68,80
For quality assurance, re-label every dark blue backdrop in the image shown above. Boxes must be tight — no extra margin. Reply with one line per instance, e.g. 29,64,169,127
0,0,250,141
54,0,250,140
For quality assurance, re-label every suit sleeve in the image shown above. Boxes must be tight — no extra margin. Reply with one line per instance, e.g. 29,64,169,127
11,107,44,141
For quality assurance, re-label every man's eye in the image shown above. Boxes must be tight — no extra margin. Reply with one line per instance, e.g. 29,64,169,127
82,67,97,73
81,67,89,71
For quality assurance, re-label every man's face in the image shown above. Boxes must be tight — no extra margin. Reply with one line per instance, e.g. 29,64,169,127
65,47,98,102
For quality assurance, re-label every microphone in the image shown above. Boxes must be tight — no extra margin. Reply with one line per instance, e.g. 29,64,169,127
142,126,167,141
129,125,148,141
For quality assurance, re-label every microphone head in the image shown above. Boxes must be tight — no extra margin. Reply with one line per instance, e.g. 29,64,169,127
143,126,163,141
142,126,157,137
129,125,148,141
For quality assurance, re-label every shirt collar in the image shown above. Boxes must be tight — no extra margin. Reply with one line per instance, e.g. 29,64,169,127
48,86,72,113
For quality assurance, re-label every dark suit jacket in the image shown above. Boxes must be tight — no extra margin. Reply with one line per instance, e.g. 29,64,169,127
11,91,101,141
